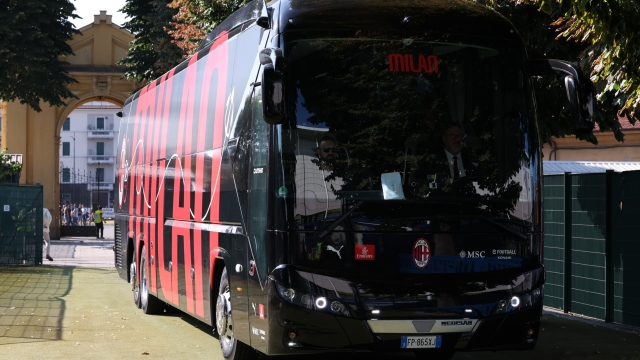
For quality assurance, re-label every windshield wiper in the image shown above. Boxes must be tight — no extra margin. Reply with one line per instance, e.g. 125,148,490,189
315,200,364,240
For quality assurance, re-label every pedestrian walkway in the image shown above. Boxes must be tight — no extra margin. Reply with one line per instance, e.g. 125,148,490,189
44,225,115,268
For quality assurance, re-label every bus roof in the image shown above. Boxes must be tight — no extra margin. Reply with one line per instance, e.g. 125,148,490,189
278,0,518,40
124,0,520,107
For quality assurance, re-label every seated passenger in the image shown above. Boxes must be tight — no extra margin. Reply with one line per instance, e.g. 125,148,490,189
315,134,340,171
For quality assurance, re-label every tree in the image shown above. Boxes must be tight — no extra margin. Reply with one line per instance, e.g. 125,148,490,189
168,0,247,55
0,0,79,112
118,0,185,83
477,0,640,144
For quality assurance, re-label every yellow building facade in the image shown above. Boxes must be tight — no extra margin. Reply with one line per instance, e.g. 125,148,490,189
543,119,640,162
0,11,136,238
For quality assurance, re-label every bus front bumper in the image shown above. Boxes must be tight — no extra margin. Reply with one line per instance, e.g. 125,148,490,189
268,297,542,354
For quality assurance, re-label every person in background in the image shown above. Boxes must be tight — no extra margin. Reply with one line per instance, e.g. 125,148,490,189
72,204,79,226
93,205,105,239
82,204,89,225
43,207,53,261
77,205,83,226
64,204,71,226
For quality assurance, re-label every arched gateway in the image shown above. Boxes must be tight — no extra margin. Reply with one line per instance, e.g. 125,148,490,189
0,12,137,238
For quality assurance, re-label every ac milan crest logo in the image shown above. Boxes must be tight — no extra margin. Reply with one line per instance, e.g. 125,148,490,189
413,238,431,269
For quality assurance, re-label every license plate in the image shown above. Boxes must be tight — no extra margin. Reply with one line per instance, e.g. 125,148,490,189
400,335,442,349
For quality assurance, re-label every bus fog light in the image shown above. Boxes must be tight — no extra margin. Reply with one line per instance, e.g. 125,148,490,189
510,296,521,308
288,331,297,340
315,297,327,309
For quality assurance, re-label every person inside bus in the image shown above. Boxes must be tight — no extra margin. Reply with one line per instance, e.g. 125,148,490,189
315,134,340,171
425,122,482,186
439,123,470,179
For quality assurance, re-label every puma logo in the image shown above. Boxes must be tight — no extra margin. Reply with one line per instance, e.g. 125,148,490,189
326,245,344,259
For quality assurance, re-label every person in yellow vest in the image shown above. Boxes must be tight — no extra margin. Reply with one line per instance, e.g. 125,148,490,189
93,206,105,239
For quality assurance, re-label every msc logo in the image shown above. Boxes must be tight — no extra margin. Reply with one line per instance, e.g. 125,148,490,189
441,320,473,326
459,250,485,259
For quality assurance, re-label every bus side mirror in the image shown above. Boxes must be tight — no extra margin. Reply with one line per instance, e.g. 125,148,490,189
262,64,284,124
529,59,595,135
563,74,595,134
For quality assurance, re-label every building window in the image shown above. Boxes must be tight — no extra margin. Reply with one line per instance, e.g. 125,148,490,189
62,142,70,156
63,117,70,131
62,168,71,183
97,117,105,130
96,168,105,182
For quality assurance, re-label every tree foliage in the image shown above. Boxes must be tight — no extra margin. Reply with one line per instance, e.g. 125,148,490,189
118,0,185,83
167,0,247,55
120,0,636,145
477,0,639,144
0,0,79,111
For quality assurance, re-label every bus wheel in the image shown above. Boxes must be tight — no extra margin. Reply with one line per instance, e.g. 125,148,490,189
140,245,163,314
216,267,257,360
130,259,141,309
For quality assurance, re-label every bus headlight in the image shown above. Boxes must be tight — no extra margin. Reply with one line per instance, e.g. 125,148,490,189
493,286,544,315
275,282,351,317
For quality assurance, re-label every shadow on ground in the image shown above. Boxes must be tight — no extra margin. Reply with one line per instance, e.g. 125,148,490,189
0,266,639,360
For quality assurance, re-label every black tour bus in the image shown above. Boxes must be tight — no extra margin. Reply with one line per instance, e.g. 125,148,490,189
114,0,594,359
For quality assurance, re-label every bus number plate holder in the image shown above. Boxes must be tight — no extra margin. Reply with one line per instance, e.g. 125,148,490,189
400,335,442,349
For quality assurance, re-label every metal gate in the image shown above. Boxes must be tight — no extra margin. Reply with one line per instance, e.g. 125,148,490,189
59,170,110,217
543,170,640,328
0,184,43,265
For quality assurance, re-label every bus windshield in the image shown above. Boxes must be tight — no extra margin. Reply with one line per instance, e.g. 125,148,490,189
276,33,541,233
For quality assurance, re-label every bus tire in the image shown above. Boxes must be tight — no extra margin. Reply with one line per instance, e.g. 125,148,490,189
216,267,257,360
130,252,141,309
140,245,164,314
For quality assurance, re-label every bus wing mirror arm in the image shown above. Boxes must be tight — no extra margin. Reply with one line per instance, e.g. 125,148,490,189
259,47,283,72
529,59,595,135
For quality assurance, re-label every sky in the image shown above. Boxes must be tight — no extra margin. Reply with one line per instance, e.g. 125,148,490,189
70,0,128,29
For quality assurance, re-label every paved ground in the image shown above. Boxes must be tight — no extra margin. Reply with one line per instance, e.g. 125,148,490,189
45,225,114,268
5,227,633,360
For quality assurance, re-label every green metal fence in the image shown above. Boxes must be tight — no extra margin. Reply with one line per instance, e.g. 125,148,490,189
0,184,43,265
543,170,640,328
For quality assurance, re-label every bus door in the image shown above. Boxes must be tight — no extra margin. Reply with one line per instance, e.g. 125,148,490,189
246,84,269,351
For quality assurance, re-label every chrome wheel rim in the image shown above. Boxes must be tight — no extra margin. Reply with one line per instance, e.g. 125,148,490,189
217,287,233,356
130,262,138,297
141,256,148,307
